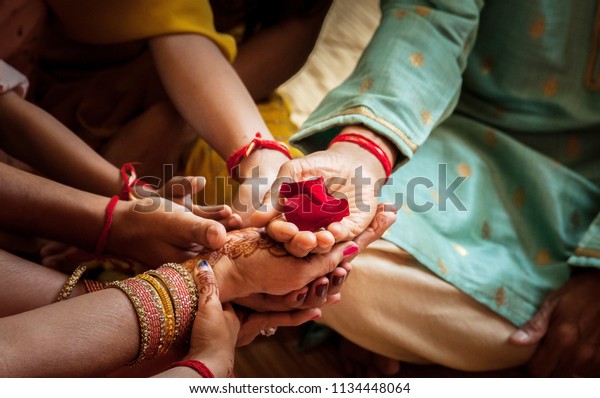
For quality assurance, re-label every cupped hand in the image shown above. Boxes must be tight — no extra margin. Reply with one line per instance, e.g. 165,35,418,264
252,145,384,257
232,203,396,312
509,268,600,377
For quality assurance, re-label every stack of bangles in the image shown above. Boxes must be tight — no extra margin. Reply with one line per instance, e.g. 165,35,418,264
108,263,199,365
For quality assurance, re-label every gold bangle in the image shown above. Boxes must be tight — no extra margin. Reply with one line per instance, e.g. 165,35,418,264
107,280,151,365
162,262,198,313
135,274,175,355
56,265,87,302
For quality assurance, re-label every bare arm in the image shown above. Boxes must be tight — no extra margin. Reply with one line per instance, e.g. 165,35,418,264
0,91,122,197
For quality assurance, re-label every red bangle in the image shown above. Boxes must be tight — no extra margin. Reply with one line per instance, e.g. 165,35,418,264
167,360,215,378
226,132,292,181
120,162,151,200
95,195,119,256
329,133,393,179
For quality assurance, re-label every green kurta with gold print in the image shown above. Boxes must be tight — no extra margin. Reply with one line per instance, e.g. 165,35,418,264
291,0,600,326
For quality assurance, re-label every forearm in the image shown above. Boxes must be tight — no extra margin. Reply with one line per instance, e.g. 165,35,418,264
0,288,138,377
0,250,86,317
149,34,272,158
234,3,331,101
0,163,108,251
0,92,121,196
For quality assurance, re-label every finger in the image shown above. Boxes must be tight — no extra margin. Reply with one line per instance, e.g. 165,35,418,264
187,219,228,250
284,231,318,258
194,259,220,307
191,204,232,220
352,207,397,251
528,335,563,377
327,265,349,296
159,176,205,199
223,213,243,230
509,296,558,346
304,277,330,308
249,182,282,227
222,303,241,336
238,308,322,347
309,241,360,278
266,218,299,243
281,287,310,309
327,221,352,242
311,230,336,254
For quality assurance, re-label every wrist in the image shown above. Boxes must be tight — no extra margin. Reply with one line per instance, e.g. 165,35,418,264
212,255,250,302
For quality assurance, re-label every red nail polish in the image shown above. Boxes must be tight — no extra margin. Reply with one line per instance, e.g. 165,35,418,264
311,314,321,320
343,245,359,257
296,292,307,302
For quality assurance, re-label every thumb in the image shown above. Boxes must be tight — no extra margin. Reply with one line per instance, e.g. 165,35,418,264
249,181,283,227
508,296,557,346
194,259,220,307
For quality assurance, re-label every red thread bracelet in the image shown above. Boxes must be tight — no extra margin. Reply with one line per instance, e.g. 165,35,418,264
226,132,292,181
167,360,215,378
95,195,119,256
328,133,393,179
120,162,151,200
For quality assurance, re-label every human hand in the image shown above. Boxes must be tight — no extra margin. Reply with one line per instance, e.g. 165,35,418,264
252,138,388,257
138,176,242,230
108,197,229,267
185,261,239,378
234,306,323,347
509,269,600,377
232,148,290,227
233,203,396,312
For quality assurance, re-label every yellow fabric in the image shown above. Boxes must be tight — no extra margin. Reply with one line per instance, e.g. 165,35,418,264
46,0,236,62
185,93,304,206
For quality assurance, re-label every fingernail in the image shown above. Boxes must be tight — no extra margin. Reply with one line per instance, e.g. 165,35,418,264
198,259,209,268
511,330,529,343
296,292,307,302
316,283,328,298
311,314,321,321
333,275,344,286
343,245,359,257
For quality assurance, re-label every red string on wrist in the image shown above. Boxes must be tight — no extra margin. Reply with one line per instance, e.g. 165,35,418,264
226,132,292,181
167,360,215,378
120,162,151,200
95,195,119,256
328,132,393,180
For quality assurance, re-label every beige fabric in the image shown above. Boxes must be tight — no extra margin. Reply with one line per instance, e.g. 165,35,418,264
321,239,536,371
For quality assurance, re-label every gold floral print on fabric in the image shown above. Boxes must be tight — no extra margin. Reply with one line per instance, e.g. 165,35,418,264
484,129,497,147
453,243,468,256
415,6,432,17
395,9,408,19
401,203,413,216
430,188,439,203
495,287,506,307
481,57,493,75
409,52,425,67
513,187,526,208
421,109,432,125
584,1,600,90
457,163,472,177
530,17,546,39
437,258,448,274
535,248,552,265
482,221,491,240
543,76,559,97
359,76,373,93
